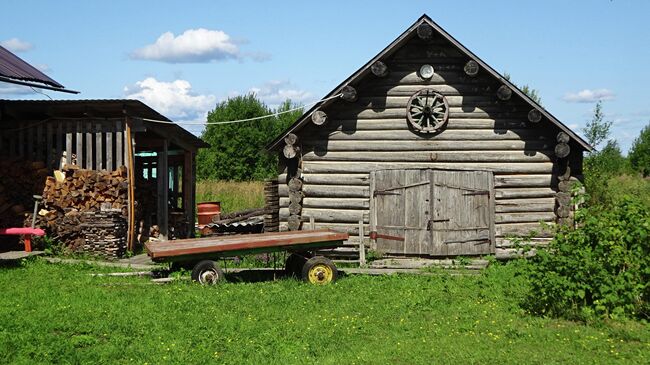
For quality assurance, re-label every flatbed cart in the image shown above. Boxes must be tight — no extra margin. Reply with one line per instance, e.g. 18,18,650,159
145,229,349,285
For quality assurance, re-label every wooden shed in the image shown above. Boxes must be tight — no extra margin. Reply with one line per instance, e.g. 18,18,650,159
267,15,591,259
0,99,207,251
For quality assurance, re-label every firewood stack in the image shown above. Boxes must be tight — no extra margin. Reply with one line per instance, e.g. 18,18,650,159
80,207,127,259
37,164,129,249
264,179,279,232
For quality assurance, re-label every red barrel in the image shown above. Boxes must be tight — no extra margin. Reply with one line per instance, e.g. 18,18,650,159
197,202,221,225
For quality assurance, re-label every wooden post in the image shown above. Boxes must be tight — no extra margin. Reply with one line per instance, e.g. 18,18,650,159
125,117,137,250
65,121,72,166
157,139,169,240
183,151,195,238
76,121,83,167
116,120,123,168
310,216,315,230
85,121,93,169
96,123,103,170
358,220,366,266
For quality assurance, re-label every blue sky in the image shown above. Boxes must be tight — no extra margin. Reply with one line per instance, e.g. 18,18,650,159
2,0,649,152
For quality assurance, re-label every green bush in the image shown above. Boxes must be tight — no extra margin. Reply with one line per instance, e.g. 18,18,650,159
525,197,650,320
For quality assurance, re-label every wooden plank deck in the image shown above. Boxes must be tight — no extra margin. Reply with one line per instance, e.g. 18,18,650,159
145,229,349,260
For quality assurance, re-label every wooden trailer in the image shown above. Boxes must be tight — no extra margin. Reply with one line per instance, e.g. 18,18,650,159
266,15,592,260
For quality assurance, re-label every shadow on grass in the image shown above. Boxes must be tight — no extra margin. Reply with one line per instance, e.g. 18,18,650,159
224,269,348,284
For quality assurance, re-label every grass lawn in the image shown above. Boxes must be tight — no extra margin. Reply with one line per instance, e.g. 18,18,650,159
195,180,264,214
0,259,648,364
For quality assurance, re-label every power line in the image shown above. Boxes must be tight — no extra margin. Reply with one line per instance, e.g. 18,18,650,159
137,93,343,126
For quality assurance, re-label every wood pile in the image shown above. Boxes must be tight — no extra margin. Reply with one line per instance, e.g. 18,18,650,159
37,164,128,249
264,179,279,232
80,208,127,259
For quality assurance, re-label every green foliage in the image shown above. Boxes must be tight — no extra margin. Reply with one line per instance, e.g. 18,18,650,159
525,197,650,320
628,122,650,177
195,180,264,213
2,259,649,363
584,140,632,205
197,95,302,181
582,101,612,149
502,72,542,104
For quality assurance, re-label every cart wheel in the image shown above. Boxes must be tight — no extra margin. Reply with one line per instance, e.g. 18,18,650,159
191,260,224,285
301,256,338,285
285,253,308,277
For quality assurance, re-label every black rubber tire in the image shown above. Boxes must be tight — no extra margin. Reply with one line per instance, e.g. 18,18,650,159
191,260,224,285
285,253,310,277
301,256,338,285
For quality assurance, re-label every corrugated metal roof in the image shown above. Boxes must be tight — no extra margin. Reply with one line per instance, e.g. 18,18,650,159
0,45,64,88
0,99,209,149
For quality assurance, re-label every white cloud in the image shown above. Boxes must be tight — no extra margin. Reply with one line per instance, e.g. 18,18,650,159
124,77,217,134
562,89,616,103
0,84,33,95
130,28,265,63
0,38,33,52
249,80,313,108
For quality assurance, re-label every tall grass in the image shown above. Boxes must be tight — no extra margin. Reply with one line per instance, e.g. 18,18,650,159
196,180,265,213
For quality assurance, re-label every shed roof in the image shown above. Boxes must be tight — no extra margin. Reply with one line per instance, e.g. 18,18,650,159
0,99,208,150
0,45,77,93
267,14,592,152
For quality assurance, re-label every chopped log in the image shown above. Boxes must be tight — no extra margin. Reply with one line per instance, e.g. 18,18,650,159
556,192,571,206
497,85,512,101
311,110,328,126
288,177,303,191
283,144,299,159
554,143,570,158
463,60,479,76
556,131,570,143
556,205,571,218
341,85,358,102
528,109,542,123
416,23,433,40
288,202,302,215
284,133,298,146
371,61,388,77
287,214,301,231
558,180,572,192
289,190,304,205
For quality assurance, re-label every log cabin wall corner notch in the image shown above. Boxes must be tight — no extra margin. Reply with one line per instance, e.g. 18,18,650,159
267,14,592,260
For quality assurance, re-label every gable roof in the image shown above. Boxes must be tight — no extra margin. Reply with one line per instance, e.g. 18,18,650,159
0,45,78,94
266,14,592,152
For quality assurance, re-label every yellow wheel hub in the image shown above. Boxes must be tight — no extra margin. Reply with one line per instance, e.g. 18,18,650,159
308,264,334,284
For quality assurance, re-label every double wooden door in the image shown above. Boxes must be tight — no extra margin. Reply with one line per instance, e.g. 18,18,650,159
370,169,494,256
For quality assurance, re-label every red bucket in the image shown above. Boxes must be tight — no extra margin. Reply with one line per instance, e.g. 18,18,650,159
197,202,221,225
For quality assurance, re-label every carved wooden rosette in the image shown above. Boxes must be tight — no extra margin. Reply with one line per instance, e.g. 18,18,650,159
406,88,449,133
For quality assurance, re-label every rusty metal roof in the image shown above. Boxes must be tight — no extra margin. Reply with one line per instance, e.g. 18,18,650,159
0,45,64,88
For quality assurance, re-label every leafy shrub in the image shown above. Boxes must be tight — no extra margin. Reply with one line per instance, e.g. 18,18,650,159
525,197,650,320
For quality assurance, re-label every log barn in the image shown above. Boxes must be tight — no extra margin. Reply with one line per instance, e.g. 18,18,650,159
0,99,207,253
267,15,591,259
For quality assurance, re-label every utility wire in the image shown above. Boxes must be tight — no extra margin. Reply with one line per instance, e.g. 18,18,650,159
136,93,343,126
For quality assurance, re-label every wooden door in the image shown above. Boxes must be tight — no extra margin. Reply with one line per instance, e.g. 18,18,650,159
429,170,494,256
371,169,494,256
371,169,432,255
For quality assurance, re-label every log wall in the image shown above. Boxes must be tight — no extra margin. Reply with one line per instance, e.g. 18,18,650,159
277,32,583,259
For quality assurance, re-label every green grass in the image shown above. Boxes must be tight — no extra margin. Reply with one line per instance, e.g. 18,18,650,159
195,180,265,214
1,259,648,364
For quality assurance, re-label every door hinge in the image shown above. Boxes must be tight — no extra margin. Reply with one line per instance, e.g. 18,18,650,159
369,231,405,242
462,191,489,196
